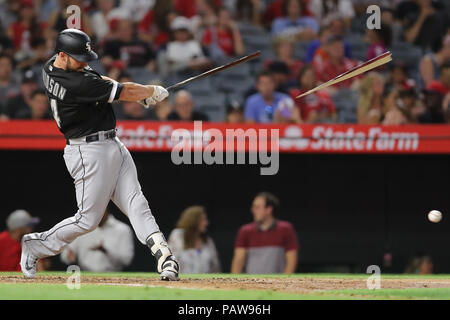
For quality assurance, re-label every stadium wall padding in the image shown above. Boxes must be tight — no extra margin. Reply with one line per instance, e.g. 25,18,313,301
1,151,449,273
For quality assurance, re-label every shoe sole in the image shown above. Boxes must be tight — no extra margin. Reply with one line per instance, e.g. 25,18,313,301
160,271,179,281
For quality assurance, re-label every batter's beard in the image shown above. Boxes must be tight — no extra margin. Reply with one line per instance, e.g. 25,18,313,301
66,59,84,72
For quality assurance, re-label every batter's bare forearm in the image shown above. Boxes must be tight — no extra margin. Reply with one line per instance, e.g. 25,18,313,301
118,82,155,102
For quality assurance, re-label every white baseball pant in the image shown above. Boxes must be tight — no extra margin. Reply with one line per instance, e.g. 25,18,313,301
24,136,160,258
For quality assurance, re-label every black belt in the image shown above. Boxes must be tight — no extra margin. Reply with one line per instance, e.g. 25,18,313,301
66,129,116,145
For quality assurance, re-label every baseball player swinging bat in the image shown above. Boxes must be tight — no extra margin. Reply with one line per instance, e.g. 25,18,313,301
20,29,178,281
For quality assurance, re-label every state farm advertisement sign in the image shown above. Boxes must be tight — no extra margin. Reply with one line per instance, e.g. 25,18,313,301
0,120,449,154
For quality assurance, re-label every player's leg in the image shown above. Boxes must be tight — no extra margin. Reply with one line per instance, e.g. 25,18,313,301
21,142,122,278
111,138,179,280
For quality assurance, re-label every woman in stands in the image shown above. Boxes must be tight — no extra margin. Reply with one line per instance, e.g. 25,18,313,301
168,206,221,274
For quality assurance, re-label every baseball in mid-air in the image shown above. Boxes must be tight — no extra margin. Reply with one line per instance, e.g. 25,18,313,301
428,210,443,223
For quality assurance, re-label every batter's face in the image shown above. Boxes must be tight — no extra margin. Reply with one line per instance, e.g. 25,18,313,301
60,53,88,71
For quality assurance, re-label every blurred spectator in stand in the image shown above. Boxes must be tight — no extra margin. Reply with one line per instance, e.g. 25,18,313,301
167,90,209,121
306,25,332,64
271,0,319,40
365,23,392,61
383,86,422,125
16,37,52,71
0,28,14,57
397,0,448,52
315,35,359,93
381,4,403,44
266,36,303,83
174,0,221,20
267,61,292,93
357,72,385,124
426,61,450,95
231,192,299,274
236,0,264,26
113,101,156,120
404,254,434,274
245,61,291,98
61,205,134,272
189,0,219,34
37,0,59,23
420,34,450,87
442,92,450,123
273,95,301,123
90,0,123,43
244,71,292,123
118,0,154,23
290,64,337,123
0,0,20,32
7,0,46,63
138,0,175,51
15,88,51,119
309,0,355,28
2,69,39,120
160,16,211,78
306,17,353,62
102,18,156,71
0,54,20,118
418,81,446,123
384,61,416,94
0,209,39,271
225,99,244,123
202,7,245,64
168,206,221,273
264,0,316,27
46,0,93,38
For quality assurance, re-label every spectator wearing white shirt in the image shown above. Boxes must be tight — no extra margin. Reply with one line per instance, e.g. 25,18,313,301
168,206,221,274
309,0,355,28
90,0,125,42
61,208,134,272
160,16,211,77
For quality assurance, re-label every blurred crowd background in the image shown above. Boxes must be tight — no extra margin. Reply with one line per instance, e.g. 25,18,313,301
1,0,450,125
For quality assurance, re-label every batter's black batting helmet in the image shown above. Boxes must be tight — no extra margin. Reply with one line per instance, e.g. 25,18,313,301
55,29,98,62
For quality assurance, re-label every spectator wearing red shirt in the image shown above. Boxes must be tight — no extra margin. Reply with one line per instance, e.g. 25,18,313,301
264,0,313,26
314,35,359,93
138,0,175,51
290,64,337,123
426,62,450,96
7,0,46,53
0,209,39,271
202,7,245,62
174,0,222,19
231,192,299,274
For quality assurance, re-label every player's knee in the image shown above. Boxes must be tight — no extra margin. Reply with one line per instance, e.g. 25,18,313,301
77,214,101,232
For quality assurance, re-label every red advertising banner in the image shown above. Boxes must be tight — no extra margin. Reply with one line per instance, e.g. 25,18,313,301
1,120,450,154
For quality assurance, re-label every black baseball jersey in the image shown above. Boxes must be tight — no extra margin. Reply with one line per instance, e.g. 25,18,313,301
42,55,123,139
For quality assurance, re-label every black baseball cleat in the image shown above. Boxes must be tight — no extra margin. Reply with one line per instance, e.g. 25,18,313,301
160,256,180,281
147,231,180,281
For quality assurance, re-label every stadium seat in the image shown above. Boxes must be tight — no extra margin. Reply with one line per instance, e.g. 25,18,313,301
195,92,226,122
389,42,423,70
127,67,159,84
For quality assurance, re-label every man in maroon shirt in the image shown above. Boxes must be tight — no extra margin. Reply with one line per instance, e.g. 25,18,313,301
231,192,299,274
0,210,39,271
